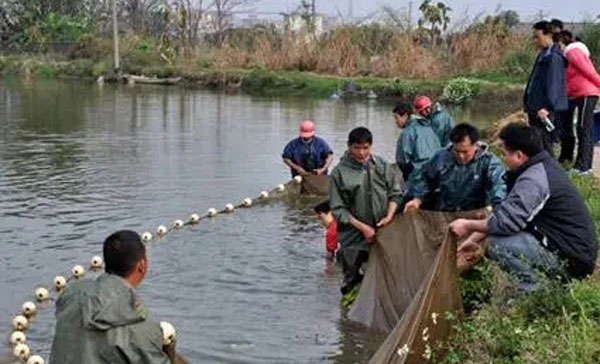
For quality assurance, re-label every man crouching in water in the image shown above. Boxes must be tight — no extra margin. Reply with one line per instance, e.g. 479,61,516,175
50,230,188,364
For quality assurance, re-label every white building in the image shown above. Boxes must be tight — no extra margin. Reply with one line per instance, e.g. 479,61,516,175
283,13,325,37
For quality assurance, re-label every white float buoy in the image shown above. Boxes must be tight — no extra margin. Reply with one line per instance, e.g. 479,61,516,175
142,232,153,242
260,191,269,198
207,208,218,217
12,316,28,331
21,302,37,317
189,213,201,223
276,184,285,192
53,276,67,292
9,331,26,346
160,321,177,346
225,204,235,213
27,355,45,364
242,198,252,207
174,220,184,229
71,265,85,279
294,175,303,183
90,256,103,269
13,343,30,360
34,287,49,302
157,225,168,236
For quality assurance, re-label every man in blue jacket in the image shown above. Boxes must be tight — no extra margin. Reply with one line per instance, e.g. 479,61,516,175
523,20,568,156
450,124,597,292
282,120,334,177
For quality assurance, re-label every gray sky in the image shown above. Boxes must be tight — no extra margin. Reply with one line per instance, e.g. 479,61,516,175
256,0,600,23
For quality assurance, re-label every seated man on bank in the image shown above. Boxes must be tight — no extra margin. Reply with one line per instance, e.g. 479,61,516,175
394,102,441,198
282,120,334,177
404,123,506,213
329,127,404,295
50,230,179,364
450,123,597,291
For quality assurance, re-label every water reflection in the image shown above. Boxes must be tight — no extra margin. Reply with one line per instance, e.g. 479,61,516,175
0,78,518,363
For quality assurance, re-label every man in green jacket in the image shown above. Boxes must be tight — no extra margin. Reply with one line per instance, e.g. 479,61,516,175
49,231,173,364
394,103,441,198
414,95,455,147
404,123,506,213
329,127,404,294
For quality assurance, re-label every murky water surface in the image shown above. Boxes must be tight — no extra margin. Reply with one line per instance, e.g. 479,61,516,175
0,79,516,363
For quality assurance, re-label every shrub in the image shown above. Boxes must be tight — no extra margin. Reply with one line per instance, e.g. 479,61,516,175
442,77,481,104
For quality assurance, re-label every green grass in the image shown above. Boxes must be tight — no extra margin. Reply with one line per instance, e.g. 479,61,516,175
441,175,600,364
0,54,525,101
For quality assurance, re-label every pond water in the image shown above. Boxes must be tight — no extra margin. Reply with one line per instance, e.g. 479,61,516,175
0,79,518,363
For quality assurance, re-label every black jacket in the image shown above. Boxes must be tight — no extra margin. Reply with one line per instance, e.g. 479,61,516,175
489,152,597,278
524,43,569,114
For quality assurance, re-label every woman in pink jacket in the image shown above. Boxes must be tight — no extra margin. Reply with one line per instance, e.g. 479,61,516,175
558,30,600,174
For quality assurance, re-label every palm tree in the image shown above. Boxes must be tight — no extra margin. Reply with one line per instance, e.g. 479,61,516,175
417,0,451,46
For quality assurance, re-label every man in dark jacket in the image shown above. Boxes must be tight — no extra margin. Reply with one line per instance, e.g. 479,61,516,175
523,21,569,155
50,231,177,364
450,124,597,291
404,123,506,212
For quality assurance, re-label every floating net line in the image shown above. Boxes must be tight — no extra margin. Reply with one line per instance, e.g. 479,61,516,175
4,174,329,364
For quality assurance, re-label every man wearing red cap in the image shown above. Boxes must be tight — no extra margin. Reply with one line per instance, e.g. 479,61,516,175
283,120,334,178
414,95,454,147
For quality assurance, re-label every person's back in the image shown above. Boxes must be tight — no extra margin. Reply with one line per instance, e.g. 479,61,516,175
396,114,441,187
504,150,597,278
50,274,168,364
429,104,454,147
50,230,170,364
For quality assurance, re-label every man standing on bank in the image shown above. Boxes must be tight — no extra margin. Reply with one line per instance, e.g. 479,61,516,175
524,20,569,155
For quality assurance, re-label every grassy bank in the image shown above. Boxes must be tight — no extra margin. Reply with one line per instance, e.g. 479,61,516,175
0,54,525,101
448,175,600,364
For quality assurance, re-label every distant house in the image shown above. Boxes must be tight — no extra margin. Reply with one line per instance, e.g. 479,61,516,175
283,12,325,38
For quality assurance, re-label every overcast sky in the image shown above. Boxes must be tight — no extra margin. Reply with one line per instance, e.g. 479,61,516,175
256,0,600,23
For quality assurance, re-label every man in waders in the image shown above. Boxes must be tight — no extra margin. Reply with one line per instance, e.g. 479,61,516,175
329,127,404,296
404,123,506,213
50,230,182,364
413,95,455,147
393,102,441,202
283,120,334,178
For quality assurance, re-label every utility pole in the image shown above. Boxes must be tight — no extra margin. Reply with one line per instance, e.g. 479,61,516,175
112,0,121,75
348,0,353,20
311,0,315,16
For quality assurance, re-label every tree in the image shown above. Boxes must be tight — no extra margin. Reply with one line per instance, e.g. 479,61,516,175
498,10,519,28
418,0,451,46
119,0,164,34
212,0,251,46
172,0,209,47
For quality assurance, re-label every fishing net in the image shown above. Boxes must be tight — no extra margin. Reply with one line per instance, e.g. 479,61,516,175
300,174,329,196
348,210,486,364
